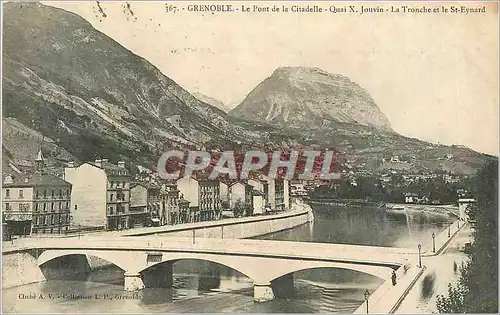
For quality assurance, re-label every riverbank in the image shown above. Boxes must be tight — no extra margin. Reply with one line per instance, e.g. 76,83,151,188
308,198,379,207
116,200,313,238
309,198,458,217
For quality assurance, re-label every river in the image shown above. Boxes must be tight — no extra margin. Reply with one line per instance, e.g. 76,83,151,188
2,203,455,313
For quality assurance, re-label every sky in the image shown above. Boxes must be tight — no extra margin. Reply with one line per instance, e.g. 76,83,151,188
46,1,499,155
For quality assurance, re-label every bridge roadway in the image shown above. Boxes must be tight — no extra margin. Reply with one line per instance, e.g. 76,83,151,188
5,236,416,302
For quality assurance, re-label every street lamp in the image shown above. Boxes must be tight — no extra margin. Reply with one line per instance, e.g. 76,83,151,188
448,225,451,238
432,232,436,253
457,220,460,228
418,244,422,268
364,289,371,314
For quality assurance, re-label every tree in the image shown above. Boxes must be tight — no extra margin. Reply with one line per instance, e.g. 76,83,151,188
436,160,498,313
233,199,245,218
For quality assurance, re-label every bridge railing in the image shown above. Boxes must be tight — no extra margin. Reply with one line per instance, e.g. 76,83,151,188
3,236,415,267
354,260,421,314
421,219,465,255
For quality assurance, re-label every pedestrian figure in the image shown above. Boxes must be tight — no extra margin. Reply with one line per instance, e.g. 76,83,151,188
392,270,397,286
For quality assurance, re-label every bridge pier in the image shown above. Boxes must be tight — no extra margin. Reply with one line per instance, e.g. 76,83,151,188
254,282,275,302
124,272,145,292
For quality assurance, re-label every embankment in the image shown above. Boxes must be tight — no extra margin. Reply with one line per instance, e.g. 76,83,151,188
120,201,314,238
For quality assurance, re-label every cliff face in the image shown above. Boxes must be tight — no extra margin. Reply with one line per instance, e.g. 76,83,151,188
231,67,393,131
2,2,254,167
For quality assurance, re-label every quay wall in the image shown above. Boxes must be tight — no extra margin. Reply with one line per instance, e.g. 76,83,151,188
2,201,314,289
121,201,314,239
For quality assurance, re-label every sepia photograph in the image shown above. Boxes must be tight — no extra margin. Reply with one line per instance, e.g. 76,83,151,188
1,1,498,313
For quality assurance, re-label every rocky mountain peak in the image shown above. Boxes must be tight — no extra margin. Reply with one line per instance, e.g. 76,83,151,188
231,66,393,131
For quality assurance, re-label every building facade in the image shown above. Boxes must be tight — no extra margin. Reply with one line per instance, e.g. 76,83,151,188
199,179,221,221
252,190,265,215
229,181,254,215
2,173,72,235
177,176,221,222
129,184,150,228
247,176,290,212
160,181,182,225
64,159,131,230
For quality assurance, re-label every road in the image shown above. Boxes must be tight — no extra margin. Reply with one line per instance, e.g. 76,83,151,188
395,224,472,313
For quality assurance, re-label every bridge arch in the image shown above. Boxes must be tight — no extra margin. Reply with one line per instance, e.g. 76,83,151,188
137,252,399,285
265,262,396,283
37,250,139,272
139,254,253,280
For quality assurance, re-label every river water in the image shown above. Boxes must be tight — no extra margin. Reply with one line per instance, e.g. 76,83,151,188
3,203,455,313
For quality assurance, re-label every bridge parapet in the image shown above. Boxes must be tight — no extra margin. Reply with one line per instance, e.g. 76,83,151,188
6,235,416,302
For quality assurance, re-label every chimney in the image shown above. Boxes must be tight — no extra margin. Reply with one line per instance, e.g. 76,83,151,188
118,161,126,168
95,159,102,168
67,161,75,168
102,159,109,163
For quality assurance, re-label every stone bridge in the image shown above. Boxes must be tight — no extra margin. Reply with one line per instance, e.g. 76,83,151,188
7,237,417,302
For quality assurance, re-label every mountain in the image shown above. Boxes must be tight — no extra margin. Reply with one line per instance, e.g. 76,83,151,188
193,92,232,113
2,2,493,177
2,2,261,169
231,67,393,131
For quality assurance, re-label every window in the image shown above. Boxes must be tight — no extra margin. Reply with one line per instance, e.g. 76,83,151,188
110,181,114,188
66,189,70,196
51,215,55,225
66,202,69,209
51,190,55,198
75,205,78,211
43,190,47,198
5,189,10,199
5,203,10,211
43,203,47,211
59,202,62,210
35,190,39,198
19,190,24,199
51,202,54,211
35,204,39,211
110,194,114,201
59,190,62,198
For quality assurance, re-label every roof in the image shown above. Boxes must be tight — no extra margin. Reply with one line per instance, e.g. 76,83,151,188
88,161,130,176
252,189,263,196
131,182,161,190
3,173,72,188
458,198,476,203
229,180,252,188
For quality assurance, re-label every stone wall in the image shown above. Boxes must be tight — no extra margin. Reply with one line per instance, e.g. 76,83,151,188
2,252,46,288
